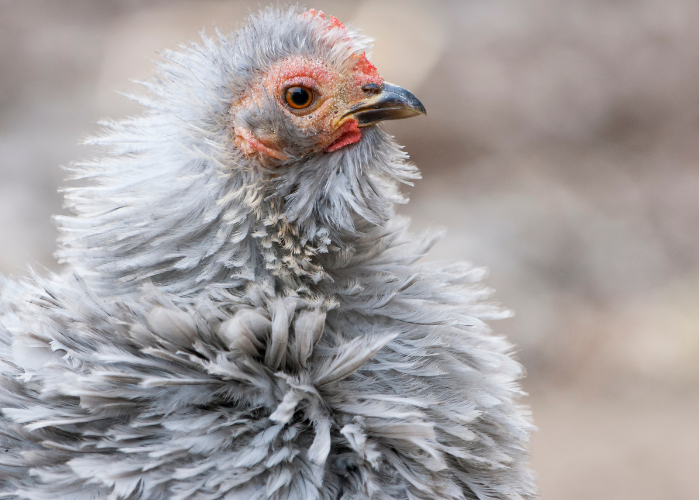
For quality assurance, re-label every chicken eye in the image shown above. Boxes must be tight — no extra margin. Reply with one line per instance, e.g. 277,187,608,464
285,86,313,109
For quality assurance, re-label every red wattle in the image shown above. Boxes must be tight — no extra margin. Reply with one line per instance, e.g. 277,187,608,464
324,120,362,153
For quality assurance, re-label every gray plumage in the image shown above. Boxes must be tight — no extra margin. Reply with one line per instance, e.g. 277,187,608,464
0,7,537,500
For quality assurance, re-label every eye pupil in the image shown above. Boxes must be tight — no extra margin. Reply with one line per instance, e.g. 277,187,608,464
286,86,313,109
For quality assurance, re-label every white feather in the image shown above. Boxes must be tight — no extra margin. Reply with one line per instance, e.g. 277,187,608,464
147,307,198,347
0,6,535,500
218,308,270,355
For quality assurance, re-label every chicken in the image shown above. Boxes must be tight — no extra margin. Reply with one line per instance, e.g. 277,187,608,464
0,7,536,500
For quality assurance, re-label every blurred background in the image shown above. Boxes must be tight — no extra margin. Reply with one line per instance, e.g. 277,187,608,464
0,0,697,498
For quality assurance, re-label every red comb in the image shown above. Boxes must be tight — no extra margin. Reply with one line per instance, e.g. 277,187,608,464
328,16,345,30
352,52,382,85
303,9,347,32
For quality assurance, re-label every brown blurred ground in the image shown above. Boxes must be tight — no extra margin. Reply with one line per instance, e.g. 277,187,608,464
0,1,697,498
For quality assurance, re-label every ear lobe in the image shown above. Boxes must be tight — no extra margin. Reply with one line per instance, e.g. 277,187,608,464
233,126,289,160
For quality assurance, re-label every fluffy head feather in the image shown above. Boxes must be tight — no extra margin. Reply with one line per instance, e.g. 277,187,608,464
56,7,418,297
0,6,537,500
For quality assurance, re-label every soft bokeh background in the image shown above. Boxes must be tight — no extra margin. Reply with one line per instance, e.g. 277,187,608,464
0,0,697,498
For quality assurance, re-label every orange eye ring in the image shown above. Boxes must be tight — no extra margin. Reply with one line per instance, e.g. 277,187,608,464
285,86,314,109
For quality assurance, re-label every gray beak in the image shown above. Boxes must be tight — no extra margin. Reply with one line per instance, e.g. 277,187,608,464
341,82,427,127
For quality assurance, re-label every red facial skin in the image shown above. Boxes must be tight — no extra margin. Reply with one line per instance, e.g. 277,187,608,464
231,18,383,162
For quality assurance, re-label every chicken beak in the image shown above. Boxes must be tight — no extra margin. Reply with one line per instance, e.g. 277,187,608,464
340,82,427,127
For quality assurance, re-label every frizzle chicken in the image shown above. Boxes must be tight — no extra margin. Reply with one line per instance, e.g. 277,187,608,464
0,7,537,500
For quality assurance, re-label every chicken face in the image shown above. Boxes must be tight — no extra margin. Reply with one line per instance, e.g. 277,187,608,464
230,12,426,163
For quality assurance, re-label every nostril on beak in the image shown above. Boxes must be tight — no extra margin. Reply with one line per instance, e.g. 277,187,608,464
361,82,381,94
